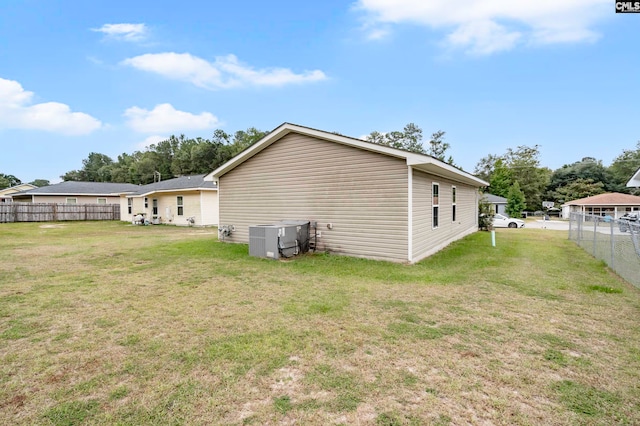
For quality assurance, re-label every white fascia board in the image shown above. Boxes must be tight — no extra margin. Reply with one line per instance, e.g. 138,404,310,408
132,187,217,197
407,156,488,187
27,192,122,196
206,122,488,187
627,167,640,187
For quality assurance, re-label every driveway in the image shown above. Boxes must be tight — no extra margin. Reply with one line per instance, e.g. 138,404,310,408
525,219,569,231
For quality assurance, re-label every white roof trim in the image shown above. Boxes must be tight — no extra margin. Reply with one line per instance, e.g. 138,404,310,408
14,192,124,196
205,123,488,187
627,167,640,188
126,187,217,198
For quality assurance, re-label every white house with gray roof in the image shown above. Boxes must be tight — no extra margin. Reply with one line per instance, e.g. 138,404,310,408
120,174,218,226
482,193,508,215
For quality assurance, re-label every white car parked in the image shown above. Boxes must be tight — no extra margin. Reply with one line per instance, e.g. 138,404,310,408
492,213,525,228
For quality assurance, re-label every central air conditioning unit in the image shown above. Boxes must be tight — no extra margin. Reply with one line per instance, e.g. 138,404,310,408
249,220,310,259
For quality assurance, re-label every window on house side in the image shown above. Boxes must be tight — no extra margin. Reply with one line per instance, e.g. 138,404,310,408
177,196,184,216
127,198,132,214
66,198,77,204
452,186,457,222
432,183,439,229
97,198,107,204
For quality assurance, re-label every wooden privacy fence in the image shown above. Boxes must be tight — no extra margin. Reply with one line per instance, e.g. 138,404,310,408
0,203,120,223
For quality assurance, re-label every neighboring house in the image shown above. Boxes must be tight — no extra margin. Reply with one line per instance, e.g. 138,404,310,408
561,193,640,219
0,183,37,202
11,181,140,204
120,174,218,226
482,193,507,215
205,123,488,263
628,167,640,188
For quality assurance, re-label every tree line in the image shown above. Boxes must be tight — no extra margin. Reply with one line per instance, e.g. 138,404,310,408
2,124,638,217
60,128,268,184
475,142,640,212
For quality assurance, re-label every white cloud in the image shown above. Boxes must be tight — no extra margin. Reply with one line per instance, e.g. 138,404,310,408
446,20,522,55
355,0,609,54
122,52,327,90
124,103,219,133
92,23,148,42
0,77,102,135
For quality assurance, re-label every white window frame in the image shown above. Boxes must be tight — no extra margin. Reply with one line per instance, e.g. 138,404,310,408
66,197,77,204
152,199,158,217
127,198,133,214
144,197,148,209
452,186,457,222
177,196,184,216
432,182,439,229
97,198,107,204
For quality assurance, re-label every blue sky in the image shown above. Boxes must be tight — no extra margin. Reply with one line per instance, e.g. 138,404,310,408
1,0,637,184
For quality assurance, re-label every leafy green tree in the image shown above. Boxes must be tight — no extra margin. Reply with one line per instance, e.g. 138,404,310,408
366,123,426,155
61,152,114,182
506,181,526,218
553,178,605,202
547,157,613,201
478,194,494,231
29,179,50,187
608,141,640,195
427,130,456,165
488,159,511,198
0,174,21,189
475,145,550,211
229,127,268,157
504,145,550,211
474,154,501,182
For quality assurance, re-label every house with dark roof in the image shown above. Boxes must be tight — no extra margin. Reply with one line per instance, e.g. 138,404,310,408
119,174,218,226
482,193,507,215
561,193,640,219
205,122,488,263
11,181,140,204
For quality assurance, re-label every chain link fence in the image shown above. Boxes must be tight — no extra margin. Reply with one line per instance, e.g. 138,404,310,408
569,213,640,288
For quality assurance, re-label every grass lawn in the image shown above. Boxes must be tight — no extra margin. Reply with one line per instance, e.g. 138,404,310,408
1,222,639,425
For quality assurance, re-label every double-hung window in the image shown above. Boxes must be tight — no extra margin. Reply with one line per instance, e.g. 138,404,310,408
127,198,133,214
432,183,439,229
452,186,457,222
177,196,184,216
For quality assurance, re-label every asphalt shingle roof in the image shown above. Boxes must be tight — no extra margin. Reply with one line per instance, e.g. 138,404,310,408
565,193,640,206
13,181,141,195
130,174,216,196
483,193,507,203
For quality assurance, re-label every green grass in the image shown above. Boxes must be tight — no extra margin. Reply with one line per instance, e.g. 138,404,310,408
1,221,639,425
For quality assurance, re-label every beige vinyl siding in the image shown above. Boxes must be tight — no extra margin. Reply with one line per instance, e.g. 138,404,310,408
120,196,145,222
200,191,218,226
122,191,217,226
412,169,478,262
219,133,409,262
